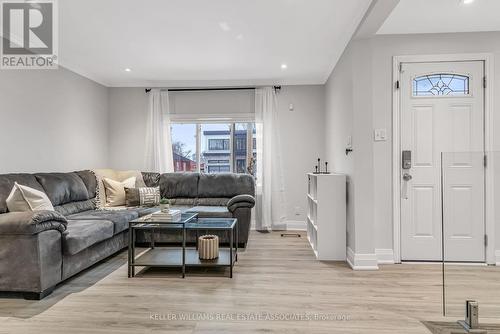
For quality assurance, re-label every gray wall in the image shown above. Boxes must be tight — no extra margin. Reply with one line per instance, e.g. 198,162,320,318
0,67,109,173
325,31,500,258
108,85,325,226
324,40,375,254
276,85,325,225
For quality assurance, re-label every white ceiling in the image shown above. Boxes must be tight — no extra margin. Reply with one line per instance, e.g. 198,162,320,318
378,0,500,35
59,0,372,87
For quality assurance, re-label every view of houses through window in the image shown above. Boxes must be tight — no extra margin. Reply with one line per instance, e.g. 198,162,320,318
171,122,256,175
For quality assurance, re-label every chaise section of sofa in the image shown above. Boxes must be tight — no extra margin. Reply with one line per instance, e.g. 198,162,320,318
136,172,255,247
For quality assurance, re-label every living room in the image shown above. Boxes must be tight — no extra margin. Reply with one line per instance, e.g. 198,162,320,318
2,0,500,333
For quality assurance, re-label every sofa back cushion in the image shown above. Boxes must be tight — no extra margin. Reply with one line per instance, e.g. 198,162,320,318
76,170,97,199
34,172,89,206
159,173,199,199
0,174,46,214
198,173,255,198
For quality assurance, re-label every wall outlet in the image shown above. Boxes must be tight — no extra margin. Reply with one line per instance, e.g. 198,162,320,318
294,206,302,216
374,128,387,141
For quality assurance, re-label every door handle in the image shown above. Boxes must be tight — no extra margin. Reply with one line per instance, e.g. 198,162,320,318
402,172,412,200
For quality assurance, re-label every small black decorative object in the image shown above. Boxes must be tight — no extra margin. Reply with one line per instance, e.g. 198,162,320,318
345,148,353,155
313,158,331,174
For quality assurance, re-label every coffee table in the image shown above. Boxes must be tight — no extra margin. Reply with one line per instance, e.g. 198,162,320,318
128,212,238,278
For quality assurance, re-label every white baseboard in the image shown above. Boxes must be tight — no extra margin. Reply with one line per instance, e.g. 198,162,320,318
250,220,306,231
375,248,395,264
346,247,379,270
495,250,500,266
286,220,306,231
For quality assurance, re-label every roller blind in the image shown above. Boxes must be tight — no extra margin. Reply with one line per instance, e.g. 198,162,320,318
168,89,255,122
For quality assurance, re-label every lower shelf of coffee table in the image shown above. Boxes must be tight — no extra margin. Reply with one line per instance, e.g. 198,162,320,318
131,247,235,267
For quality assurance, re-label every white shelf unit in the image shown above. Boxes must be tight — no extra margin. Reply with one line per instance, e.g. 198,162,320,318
306,173,346,261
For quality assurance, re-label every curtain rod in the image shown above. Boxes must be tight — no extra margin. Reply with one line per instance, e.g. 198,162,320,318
144,86,281,93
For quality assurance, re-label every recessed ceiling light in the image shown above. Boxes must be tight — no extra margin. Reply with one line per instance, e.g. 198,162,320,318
462,0,475,4
124,68,131,72
281,64,288,70
218,22,230,32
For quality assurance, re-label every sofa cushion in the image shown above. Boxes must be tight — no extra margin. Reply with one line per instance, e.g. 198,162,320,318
68,209,139,235
0,174,45,214
63,219,114,255
54,199,96,216
34,172,89,206
168,198,196,206
198,173,255,198
196,197,229,206
185,206,232,218
76,170,97,199
159,173,199,199
131,207,160,217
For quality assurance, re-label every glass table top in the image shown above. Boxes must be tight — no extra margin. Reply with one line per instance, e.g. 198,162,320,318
131,212,236,230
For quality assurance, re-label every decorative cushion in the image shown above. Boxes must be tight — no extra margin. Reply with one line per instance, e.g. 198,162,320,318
93,169,146,208
6,182,54,212
0,174,46,214
125,187,160,207
102,177,136,207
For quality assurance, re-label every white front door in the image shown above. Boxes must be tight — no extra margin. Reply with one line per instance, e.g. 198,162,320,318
400,61,485,262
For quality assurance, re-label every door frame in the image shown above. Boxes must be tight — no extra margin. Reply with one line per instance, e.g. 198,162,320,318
392,53,495,264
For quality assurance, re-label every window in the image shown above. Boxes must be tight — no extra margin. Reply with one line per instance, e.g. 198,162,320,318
232,123,256,175
171,124,197,172
208,139,229,151
207,166,230,173
207,160,229,164
170,122,256,175
413,73,470,97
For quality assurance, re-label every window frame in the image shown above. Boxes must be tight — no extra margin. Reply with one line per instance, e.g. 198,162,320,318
171,120,255,174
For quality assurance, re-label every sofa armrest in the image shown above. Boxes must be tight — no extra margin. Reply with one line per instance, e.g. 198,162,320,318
227,194,255,213
0,211,68,235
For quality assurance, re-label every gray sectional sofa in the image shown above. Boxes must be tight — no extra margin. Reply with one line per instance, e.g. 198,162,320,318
0,171,255,300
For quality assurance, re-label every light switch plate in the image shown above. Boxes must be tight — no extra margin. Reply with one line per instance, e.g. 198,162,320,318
374,128,387,141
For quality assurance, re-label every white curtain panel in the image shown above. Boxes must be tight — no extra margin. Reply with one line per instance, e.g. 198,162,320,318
144,89,174,173
255,87,287,231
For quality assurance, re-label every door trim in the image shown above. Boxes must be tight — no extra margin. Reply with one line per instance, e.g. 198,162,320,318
392,53,495,264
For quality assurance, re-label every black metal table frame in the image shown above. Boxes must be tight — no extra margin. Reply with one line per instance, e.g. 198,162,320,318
128,217,238,278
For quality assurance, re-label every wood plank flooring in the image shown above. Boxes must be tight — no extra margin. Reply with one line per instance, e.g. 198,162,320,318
1,231,499,333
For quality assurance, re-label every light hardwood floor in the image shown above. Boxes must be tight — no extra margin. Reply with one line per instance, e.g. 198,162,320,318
1,231,499,333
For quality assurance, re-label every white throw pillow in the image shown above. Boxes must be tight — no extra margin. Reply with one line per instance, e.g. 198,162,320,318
6,182,54,212
102,177,136,207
